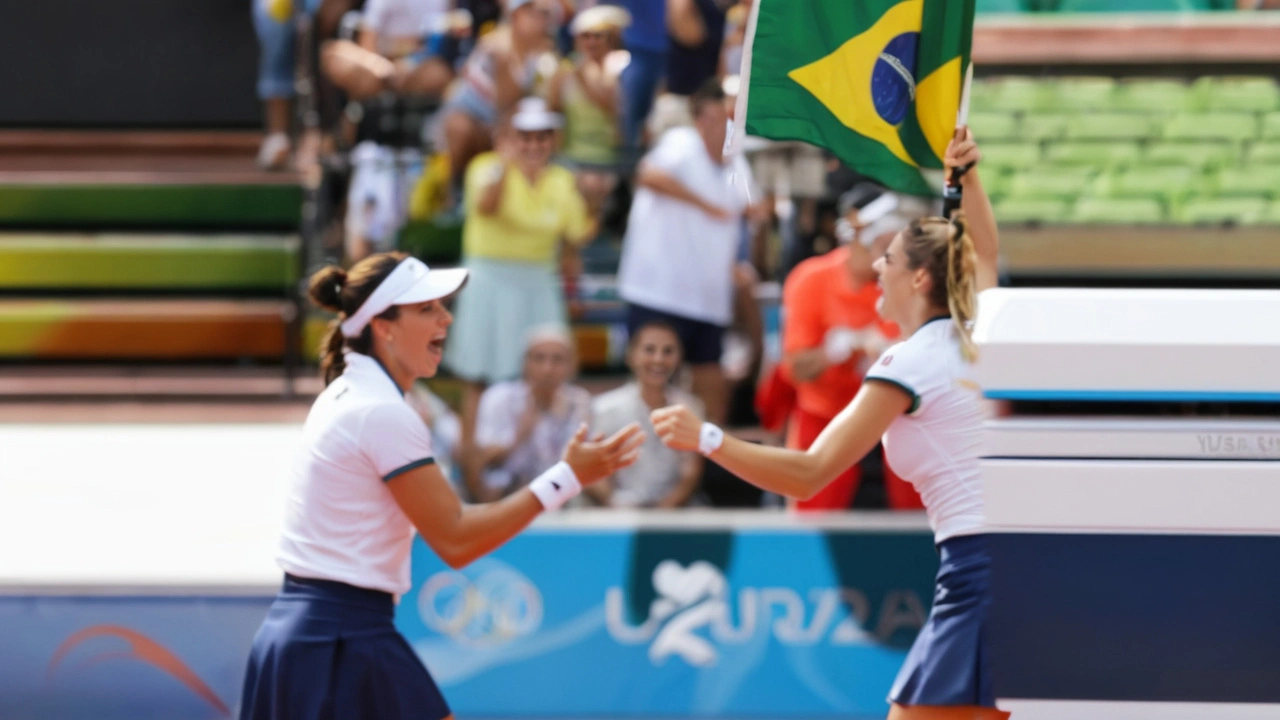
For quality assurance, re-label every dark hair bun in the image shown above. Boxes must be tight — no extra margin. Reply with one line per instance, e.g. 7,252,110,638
308,265,348,313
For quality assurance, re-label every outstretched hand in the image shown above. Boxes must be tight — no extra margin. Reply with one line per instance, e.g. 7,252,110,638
562,423,644,486
649,405,703,453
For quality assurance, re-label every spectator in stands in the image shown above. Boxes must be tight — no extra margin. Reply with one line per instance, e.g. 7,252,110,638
646,0,730,140
615,0,666,153
617,79,757,425
1238,0,1280,8
320,0,460,101
779,195,925,511
720,0,749,76
549,5,631,212
252,0,322,170
472,326,592,502
438,0,560,202
589,321,705,508
444,97,596,489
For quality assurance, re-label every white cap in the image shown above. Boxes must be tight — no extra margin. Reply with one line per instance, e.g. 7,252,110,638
340,257,468,338
507,0,537,13
511,96,564,132
570,4,631,34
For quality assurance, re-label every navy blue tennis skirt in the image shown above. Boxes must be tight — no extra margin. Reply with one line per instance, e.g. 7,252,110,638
889,533,996,708
238,574,451,720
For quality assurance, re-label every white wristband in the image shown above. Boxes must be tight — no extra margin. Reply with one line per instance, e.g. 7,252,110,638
528,461,582,511
698,422,724,457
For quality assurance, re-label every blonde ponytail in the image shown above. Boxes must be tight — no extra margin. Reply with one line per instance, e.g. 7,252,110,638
944,213,979,362
901,214,980,362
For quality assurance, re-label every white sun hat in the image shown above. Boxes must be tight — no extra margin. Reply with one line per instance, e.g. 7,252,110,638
340,257,468,338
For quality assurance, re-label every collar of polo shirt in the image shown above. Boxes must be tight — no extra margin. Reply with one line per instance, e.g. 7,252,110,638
340,258,468,339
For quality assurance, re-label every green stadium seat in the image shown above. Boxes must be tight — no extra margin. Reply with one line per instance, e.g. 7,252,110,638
1214,166,1280,199
984,77,1051,113
1043,77,1117,112
1058,0,1216,10
1248,141,1280,164
981,142,1042,172
1193,76,1280,113
1021,114,1069,141
1070,198,1166,225
1105,166,1197,203
1164,113,1259,143
1262,113,1280,140
1006,167,1099,201
1144,141,1238,169
968,112,1021,141
1111,80,1193,113
976,0,1026,13
1045,141,1142,168
1067,113,1160,141
0,234,299,291
993,198,1072,224
1180,197,1269,225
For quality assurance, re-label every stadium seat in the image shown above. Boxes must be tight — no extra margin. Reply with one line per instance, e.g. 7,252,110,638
969,112,1021,141
1261,113,1280,140
1180,197,1269,225
1193,76,1280,114
1045,141,1142,168
1006,167,1099,201
1164,113,1259,143
1105,166,1197,203
981,142,1043,172
1058,0,1217,10
0,234,298,291
992,198,1072,224
1111,80,1192,113
1144,141,1238,170
1043,77,1117,112
1070,198,1166,225
1021,114,1070,141
976,0,1026,13
1248,141,1280,164
983,77,1051,113
1214,166,1280,200
1067,113,1160,141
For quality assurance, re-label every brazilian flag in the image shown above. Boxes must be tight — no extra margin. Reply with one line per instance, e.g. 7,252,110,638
735,0,976,197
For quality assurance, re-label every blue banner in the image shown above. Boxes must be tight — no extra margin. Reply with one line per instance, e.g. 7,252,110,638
396,526,937,719
0,595,271,720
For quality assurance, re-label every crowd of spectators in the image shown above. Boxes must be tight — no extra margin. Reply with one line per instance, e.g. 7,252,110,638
254,0,942,511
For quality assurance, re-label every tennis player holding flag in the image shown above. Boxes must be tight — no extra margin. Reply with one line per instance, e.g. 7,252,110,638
655,127,1006,720
238,251,642,720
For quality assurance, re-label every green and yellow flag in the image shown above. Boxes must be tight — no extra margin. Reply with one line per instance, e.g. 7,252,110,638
734,0,976,197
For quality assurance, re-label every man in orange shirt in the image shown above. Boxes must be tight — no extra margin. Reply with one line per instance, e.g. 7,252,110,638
780,200,924,511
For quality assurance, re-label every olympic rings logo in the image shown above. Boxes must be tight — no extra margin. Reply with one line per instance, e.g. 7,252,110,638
417,559,543,647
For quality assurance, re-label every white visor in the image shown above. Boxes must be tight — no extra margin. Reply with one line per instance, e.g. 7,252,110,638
340,257,468,338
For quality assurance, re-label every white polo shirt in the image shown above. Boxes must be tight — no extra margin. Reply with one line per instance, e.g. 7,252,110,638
864,317,986,543
277,352,434,595
618,126,756,326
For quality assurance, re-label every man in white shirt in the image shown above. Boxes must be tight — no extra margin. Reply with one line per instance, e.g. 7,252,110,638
617,78,757,424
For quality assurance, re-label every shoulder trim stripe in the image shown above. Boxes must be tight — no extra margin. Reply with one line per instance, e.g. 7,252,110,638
383,457,436,482
865,377,921,415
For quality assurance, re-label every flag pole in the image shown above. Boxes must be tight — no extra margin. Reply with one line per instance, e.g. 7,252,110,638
942,63,974,219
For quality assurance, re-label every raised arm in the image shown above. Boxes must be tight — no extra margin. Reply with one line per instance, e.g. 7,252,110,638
651,383,910,501
946,127,999,292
